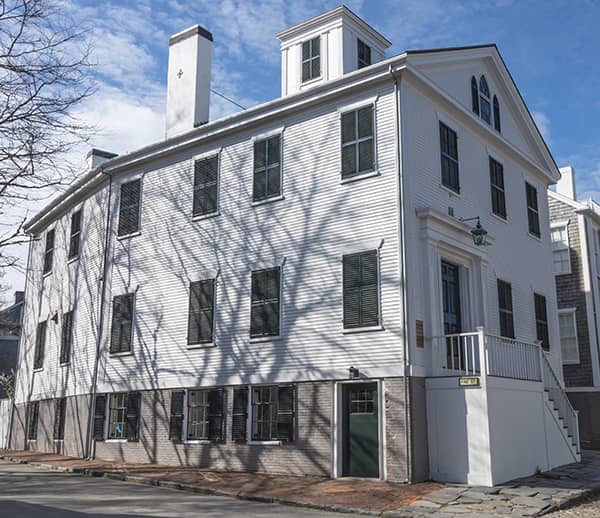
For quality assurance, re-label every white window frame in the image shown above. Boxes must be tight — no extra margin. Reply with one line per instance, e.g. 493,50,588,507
551,220,571,275
558,308,580,365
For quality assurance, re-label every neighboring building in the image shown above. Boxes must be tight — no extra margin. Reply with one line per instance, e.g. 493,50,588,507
0,291,24,399
548,167,600,449
10,6,578,486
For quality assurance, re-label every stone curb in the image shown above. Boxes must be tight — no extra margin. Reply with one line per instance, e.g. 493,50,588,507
0,455,380,516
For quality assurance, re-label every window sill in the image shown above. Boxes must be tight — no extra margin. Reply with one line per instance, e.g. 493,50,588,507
300,76,322,88
108,351,133,358
184,439,212,445
249,440,282,446
67,256,79,265
251,195,284,207
105,439,128,443
342,325,385,334
59,361,70,368
187,343,217,350
563,360,581,366
439,183,461,198
42,271,52,279
528,232,542,242
192,211,220,222
554,270,572,276
490,212,508,224
33,367,44,373
53,439,64,443
117,230,141,241
249,335,282,343
340,170,380,185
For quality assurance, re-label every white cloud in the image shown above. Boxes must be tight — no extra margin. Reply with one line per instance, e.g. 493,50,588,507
531,110,551,144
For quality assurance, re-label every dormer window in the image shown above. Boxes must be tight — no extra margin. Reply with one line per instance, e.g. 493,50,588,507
301,37,320,82
357,39,371,69
479,75,491,124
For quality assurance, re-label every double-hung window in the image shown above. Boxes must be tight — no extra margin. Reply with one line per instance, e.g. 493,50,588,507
108,392,141,440
357,39,371,68
60,311,73,365
27,401,39,440
497,280,515,339
34,320,47,369
551,223,571,275
489,157,506,219
342,250,379,329
439,122,459,193
54,397,67,441
251,385,295,442
341,105,374,179
117,179,141,237
187,279,215,345
193,155,218,217
253,135,281,202
110,294,134,354
250,267,280,338
43,229,55,274
301,37,320,82
526,182,541,237
534,293,550,351
68,210,82,259
186,389,224,441
559,310,579,364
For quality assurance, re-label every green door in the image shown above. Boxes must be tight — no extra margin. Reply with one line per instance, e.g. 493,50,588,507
342,383,379,478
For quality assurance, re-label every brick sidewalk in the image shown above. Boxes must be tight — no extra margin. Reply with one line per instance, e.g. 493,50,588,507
0,449,441,514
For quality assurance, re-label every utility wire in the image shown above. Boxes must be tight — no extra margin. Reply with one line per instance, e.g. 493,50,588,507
210,88,246,110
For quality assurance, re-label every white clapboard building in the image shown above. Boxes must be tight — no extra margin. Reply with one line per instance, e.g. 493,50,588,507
10,6,579,485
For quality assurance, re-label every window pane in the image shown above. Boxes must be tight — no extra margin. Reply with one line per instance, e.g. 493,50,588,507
311,37,320,56
254,141,266,169
267,167,280,197
267,136,280,165
311,56,320,78
357,107,373,138
358,140,374,173
342,145,356,176
341,112,355,143
302,40,310,60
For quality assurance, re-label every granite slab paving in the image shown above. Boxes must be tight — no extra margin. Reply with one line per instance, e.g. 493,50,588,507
383,451,600,518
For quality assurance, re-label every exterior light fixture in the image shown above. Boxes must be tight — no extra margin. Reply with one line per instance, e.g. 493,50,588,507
460,216,489,246
348,366,360,379
51,312,59,324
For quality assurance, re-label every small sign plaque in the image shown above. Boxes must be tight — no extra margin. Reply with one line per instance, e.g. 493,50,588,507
459,377,480,387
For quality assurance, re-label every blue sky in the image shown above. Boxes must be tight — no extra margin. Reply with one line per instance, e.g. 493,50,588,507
2,0,600,298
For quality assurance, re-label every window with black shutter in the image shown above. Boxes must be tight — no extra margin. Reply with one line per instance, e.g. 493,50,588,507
526,182,540,237
343,250,379,329
93,394,107,440
27,401,39,440
43,229,55,274
489,157,506,219
34,321,47,370
250,267,280,338
125,392,141,441
301,37,320,82
534,293,550,351
497,280,515,339
117,179,141,237
493,95,501,132
440,122,459,193
341,105,374,179
60,311,73,365
110,294,134,354
68,210,82,259
253,135,281,202
232,386,248,442
251,385,295,442
193,155,219,217
186,388,224,441
187,279,215,345
357,39,371,69
54,398,66,440
169,390,185,442
471,76,479,115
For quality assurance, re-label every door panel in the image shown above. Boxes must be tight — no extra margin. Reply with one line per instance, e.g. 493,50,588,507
442,261,462,370
341,383,379,478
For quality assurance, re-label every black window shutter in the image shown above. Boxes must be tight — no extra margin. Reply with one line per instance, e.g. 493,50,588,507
60,312,73,364
54,398,66,440
277,385,295,442
169,390,185,442
125,392,141,441
34,321,46,369
232,387,248,443
471,76,479,115
118,179,141,236
187,280,215,345
343,254,361,328
208,388,225,442
343,251,379,329
93,394,107,441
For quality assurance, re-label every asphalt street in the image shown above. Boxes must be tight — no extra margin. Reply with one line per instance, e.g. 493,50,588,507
0,460,354,517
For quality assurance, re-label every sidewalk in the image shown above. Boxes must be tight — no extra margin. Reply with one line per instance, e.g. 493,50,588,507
2,449,600,517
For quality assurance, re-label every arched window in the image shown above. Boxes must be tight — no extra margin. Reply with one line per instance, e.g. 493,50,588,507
493,95,501,132
471,76,479,115
479,75,491,124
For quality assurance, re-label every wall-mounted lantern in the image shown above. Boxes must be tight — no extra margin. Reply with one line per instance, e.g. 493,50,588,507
460,216,489,246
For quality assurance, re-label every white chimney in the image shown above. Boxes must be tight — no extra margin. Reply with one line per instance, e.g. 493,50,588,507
557,166,577,200
86,148,117,171
165,25,212,139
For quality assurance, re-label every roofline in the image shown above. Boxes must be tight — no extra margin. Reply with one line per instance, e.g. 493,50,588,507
275,5,392,48
405,43,498,55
